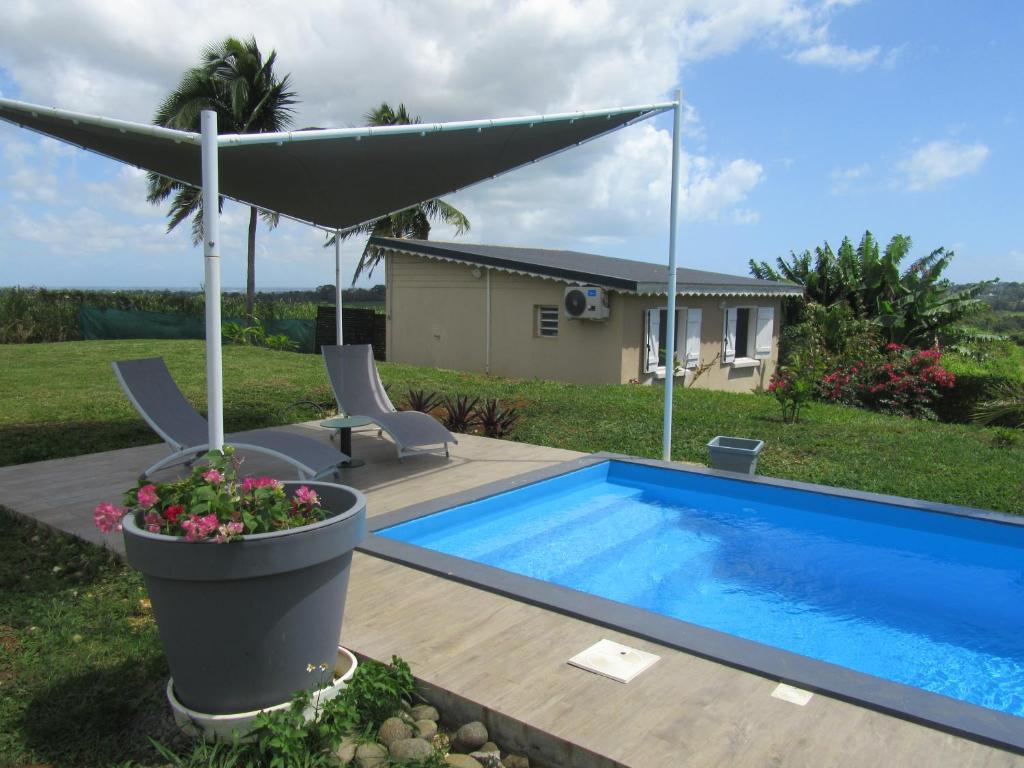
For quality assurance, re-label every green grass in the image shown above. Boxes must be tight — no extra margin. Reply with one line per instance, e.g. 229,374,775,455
1,339,1022,513
0,509,171,767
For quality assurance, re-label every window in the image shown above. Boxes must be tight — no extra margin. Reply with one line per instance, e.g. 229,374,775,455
735,308,751,358
643,307,702,374
723,306,774,365
536,305,559,337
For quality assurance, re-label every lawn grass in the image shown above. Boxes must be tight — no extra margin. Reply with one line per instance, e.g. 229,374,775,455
0,509,171,767
1,339,1022,513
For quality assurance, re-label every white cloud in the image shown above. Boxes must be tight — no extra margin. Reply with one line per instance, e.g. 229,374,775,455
681,156,764,221
733,208,760,225
899,140,990,191
791,42,881,70
829,163,869,194
428,123,764,250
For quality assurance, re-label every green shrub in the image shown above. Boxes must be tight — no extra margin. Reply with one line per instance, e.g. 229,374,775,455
935,343,1024,422
767,355,818,423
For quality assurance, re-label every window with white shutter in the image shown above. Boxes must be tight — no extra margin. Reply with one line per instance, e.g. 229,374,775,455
723,305,774,365
644,309,660,373
644,308,685,374
684,308,702,369
722,308,737,364
754,306,774,358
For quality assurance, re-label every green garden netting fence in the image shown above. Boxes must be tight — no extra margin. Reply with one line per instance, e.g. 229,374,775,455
79,306,315,352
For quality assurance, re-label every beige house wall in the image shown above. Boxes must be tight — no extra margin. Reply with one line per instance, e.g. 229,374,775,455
386,252,783,392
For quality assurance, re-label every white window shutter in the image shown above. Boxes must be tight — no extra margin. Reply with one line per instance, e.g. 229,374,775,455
723,308,737,363
644,309,660,373
754,306,774,359
684,308,702,369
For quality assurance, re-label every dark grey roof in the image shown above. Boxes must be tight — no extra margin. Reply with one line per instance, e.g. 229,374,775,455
0,97,668,232
370,237,804,297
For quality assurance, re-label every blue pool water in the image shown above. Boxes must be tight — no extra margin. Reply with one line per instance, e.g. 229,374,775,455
380,461,1024,717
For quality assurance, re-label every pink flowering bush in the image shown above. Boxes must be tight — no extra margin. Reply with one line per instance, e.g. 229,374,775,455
92,446,331,542
819,344,955,419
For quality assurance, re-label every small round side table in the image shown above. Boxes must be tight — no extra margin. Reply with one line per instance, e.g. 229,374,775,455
319,415,374,468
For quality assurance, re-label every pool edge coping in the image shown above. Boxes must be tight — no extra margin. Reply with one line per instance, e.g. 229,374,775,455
358,453,1024,756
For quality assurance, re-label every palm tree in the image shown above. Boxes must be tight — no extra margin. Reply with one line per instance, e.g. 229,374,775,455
146,37,297,323
327,102,471,283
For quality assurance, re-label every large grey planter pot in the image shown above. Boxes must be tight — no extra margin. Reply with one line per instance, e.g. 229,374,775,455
123,481,366,715
706,436,764,475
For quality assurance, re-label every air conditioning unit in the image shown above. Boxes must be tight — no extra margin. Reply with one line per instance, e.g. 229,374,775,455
564,285,610,321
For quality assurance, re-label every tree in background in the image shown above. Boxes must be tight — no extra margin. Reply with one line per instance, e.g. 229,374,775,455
326,102,471,284
146,37,297,323
750,231,990,347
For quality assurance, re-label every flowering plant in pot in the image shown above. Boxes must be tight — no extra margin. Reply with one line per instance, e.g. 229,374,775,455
93,447,366,717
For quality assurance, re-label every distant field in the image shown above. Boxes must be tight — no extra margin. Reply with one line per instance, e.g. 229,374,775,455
1,339,1021,514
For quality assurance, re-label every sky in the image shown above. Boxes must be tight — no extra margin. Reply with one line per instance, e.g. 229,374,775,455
0,0,1021,290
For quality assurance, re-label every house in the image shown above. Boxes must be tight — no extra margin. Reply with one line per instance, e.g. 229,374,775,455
372,237,804,392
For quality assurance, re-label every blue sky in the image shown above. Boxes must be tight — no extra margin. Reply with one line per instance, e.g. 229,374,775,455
0,0,1020,290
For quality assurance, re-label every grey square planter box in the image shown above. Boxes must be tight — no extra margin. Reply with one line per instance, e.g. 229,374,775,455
706,436,764,475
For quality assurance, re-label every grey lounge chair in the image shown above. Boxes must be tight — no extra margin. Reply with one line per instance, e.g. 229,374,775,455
113,357,350,480
321,344,456,459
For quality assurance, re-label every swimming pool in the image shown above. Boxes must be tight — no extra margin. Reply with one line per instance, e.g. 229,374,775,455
364,455,1024,752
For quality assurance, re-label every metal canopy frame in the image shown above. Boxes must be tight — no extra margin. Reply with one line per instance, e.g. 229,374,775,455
1,93,684,459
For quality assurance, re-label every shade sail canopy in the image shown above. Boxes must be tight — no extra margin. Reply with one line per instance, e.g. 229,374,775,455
0,97,672,231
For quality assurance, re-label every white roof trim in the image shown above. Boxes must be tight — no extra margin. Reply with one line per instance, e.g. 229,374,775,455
380,244,804,298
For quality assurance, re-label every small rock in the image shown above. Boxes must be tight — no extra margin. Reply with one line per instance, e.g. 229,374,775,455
414,718,438,740
354,742,388,768
470,751,502,768
444,755,483,768
480,742,499,754
454,721,488,752
397,709,417,725
504,755,530,768
389,737,433,762
378,716,413,747
331,736,358,765
410,703,440,721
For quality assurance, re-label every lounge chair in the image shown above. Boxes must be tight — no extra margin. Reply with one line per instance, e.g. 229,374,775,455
321,344,456,459
113,357,350,480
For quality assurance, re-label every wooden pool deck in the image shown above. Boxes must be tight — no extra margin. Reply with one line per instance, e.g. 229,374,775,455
1,425,1020,767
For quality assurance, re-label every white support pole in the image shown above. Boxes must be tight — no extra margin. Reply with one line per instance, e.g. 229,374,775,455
661,89,682,462
335,231,343,345
485,268,491,375
201,110,224,450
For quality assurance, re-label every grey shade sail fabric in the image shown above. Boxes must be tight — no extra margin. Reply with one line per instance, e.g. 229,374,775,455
0,97,671,231
321,344,455,458
112,357,350,479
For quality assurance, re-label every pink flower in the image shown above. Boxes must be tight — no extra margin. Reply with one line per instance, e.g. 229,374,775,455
214,520,245,543
181,513,220,541
202,469,223,484
93,502,127,534
180,515,202,541
144,511,162,534
136,484,158,509
294,486,319,506
241,475,280,493
164,505,183,523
